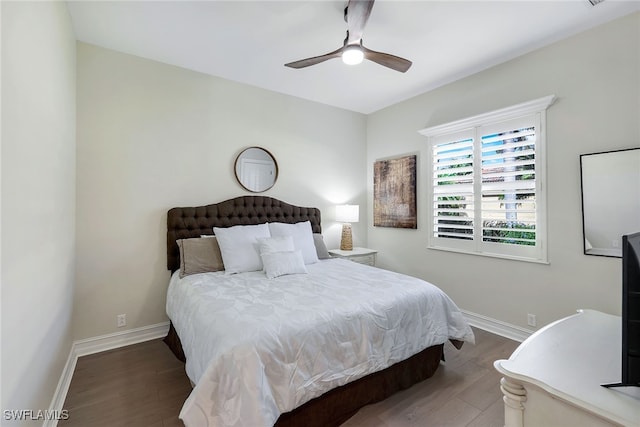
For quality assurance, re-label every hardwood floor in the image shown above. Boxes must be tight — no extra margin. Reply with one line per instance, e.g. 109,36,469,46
59,339,192,427
60,327,519,427
343,328,519,427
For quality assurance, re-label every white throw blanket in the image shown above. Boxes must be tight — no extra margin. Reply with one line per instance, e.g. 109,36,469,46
167,258,475,427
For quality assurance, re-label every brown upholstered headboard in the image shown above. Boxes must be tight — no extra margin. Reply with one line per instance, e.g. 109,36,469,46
167,196,322,271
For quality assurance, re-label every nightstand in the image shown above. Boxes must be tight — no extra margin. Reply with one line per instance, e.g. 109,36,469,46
328,247,377,266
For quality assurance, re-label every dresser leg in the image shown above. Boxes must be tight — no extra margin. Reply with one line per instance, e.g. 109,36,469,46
500,377,527,427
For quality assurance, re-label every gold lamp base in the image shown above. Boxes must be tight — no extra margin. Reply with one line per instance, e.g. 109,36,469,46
340,223,353,251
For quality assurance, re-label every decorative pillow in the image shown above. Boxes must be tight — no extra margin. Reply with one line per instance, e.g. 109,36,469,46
213,223,271,274
268,221,319,265
313,233,331,260
261,250,308,279
177,237,224,278
257,235,295,254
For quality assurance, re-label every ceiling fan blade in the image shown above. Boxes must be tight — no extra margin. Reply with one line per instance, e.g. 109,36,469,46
346,0,375,44
363,46,412,73
285,47,344,69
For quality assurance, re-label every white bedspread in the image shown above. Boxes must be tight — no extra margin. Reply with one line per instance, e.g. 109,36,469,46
167,258,475,427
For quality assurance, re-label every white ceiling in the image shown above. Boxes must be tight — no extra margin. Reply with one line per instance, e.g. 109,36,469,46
66,0,640,114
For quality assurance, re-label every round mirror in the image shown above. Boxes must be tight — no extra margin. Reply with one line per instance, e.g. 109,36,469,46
234,147,278,193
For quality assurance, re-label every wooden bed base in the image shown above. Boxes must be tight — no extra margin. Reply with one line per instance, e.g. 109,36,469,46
165,196,447,426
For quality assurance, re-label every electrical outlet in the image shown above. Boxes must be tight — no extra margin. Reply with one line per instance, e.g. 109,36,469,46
117,314,126,328
527,313,537,327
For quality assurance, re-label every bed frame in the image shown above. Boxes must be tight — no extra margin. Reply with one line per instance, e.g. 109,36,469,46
165,195,444,426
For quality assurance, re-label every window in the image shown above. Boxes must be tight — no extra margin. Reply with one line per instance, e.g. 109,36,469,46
419,95,556,263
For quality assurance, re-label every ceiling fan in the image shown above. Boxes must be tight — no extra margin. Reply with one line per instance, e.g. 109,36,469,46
285,0,412,73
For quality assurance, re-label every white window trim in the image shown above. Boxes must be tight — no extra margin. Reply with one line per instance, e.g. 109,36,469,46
418,95,556,138
418,95,557,264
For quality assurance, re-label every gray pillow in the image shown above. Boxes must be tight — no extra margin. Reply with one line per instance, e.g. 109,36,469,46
177,237,224,278
313,233,331,260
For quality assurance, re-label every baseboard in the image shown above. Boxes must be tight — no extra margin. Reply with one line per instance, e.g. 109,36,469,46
461,309,533,343
74,321,170,357
46,321,170,427
43,347,78,427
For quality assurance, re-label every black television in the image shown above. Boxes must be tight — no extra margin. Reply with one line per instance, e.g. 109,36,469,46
603,231,640,388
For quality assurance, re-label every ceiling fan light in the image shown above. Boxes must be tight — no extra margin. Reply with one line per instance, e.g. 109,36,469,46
342,46,364,65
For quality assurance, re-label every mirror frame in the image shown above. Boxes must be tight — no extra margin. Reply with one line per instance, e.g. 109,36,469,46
580,147,640,258
234,146,279,193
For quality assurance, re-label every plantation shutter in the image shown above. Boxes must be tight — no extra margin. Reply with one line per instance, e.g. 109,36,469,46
431,130,476,251
421,95,553,263
479,115,538,247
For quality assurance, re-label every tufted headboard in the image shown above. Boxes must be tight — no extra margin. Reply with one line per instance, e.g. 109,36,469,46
167,196,322,271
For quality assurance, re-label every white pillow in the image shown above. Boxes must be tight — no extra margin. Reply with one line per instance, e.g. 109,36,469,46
257,235,295,254
268,221,319,265
261,250,308,279
213,223,271,274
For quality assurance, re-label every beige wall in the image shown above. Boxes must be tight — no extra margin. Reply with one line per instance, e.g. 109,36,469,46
366,13,640,329
1,1,76,424
75,43,367,340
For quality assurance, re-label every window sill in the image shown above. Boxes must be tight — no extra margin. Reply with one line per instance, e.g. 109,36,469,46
427,244,550,265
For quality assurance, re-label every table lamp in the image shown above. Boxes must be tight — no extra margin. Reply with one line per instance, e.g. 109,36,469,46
336,204,359,251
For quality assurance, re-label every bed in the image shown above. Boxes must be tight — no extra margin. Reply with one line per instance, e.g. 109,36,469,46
164,196,474,427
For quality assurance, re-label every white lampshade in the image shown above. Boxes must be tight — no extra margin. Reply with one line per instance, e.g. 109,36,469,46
336,204,359,223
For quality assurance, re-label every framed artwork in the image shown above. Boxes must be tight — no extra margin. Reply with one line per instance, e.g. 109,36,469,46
374,154,417,229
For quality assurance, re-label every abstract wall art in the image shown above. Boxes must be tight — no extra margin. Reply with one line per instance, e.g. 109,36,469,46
373,154,417,229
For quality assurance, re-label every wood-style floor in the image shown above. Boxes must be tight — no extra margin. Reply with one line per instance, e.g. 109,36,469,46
60,327,519,427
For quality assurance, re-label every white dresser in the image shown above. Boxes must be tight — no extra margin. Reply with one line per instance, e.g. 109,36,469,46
494,310,640,427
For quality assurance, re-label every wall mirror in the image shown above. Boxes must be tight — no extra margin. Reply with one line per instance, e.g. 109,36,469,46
580,147,640,257
234,147,278,193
